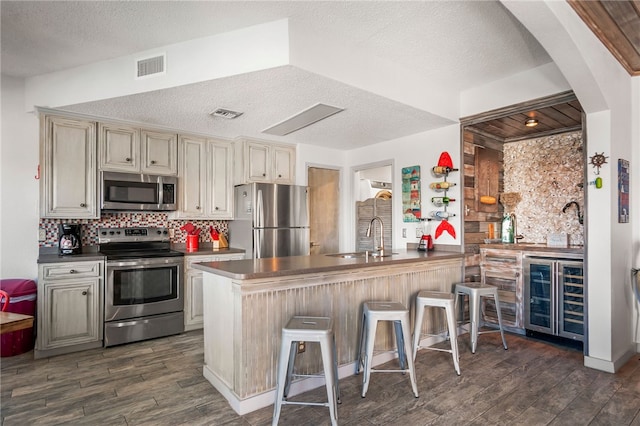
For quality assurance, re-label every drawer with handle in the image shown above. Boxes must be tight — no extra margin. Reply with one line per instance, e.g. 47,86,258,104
41,261,103,279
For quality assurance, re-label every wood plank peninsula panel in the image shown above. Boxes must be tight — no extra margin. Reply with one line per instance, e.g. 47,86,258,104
194,251,464,415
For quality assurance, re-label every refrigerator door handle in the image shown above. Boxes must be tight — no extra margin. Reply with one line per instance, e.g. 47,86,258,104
255,230,262,258
256,189,264,228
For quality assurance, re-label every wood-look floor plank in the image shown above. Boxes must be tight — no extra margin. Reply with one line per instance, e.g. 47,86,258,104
2,330,640,425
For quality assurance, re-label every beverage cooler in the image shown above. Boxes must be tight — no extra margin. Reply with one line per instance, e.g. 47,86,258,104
524,256,584,341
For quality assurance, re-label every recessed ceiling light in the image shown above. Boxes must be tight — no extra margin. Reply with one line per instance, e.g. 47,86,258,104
262,103,344,136
210,108,243,119
525,118,539,127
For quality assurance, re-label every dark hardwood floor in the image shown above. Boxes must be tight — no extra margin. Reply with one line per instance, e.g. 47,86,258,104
1,330,639,425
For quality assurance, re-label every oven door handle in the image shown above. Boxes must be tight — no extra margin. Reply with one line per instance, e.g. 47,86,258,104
107,257,183,268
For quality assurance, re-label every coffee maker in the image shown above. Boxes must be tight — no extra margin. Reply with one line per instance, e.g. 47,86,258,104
58,224,82,255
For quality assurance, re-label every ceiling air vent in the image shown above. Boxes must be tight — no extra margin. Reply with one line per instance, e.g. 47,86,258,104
136,54,166,78
210,108,243,119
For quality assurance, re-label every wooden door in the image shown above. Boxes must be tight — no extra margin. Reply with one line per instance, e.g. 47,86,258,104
308,167,340,255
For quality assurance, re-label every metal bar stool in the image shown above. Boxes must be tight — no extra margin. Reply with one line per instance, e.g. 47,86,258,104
412,290,461,375
356,301,419,398
454,282,508,353
272,316,340,426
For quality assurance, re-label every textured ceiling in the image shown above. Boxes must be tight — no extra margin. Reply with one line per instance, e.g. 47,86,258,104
61,66,452,149
1,1,554,150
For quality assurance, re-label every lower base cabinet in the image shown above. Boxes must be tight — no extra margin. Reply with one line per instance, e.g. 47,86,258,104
184,253,244,331
36,260,104,359
480,248,524,332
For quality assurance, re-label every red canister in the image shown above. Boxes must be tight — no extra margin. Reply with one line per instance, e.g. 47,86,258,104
186,234,199,252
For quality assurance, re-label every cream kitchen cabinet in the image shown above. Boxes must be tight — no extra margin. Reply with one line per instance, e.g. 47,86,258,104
35,260,104,359
480,248,524,333
176,136,234,219
184,253,244,330
235,139,296,184
99,123,177,175
40,115,98,219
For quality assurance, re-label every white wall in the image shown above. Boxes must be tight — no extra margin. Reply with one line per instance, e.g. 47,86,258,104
502,0,637,372
24,19,290,111
0,75,40,279
633,76,640,348
344,125,462,252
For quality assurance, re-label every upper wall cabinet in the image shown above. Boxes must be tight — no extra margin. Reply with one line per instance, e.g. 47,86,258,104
99,123,177,175
176,136,234,219
40,115,98,219
235,139,296,185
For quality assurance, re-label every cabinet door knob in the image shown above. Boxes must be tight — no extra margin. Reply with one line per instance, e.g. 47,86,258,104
69,269,77,274
80,203,86,207
125,157,131,162
278,174,282,178
262,173,266,177
82,291,87,296
215,206,219,210
195,206,200,210
150,160,157,165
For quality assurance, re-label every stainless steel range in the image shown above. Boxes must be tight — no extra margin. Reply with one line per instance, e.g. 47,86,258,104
99,227,184,347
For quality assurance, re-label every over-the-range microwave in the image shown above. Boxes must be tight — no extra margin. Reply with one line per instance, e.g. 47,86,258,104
101,171,177,211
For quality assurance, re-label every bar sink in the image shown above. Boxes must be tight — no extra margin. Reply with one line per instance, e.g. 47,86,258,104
325,252,398,258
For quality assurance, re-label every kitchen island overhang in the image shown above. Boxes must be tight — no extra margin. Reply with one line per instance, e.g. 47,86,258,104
194,250,464,415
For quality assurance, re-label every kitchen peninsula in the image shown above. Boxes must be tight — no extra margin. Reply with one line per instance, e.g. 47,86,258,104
193,250,464,414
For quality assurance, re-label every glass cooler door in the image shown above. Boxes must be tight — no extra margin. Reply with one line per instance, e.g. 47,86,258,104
558,261,584,340
524,258,555,334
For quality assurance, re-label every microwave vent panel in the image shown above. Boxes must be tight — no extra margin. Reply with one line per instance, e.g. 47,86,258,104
136,54,166,78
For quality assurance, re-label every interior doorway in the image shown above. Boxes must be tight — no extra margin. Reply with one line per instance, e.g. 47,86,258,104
353,163,393,252
308,166,340,255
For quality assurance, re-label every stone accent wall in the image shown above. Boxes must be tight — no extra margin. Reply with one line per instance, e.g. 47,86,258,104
503,131,584,246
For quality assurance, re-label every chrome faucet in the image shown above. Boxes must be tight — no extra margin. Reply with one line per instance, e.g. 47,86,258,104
511,213,525,244
366,216,385,256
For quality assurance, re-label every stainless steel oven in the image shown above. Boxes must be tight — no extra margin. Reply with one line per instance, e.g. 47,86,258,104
100,227,184,347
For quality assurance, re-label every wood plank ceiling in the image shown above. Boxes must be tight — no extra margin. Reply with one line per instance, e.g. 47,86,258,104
462,1,638,142
568,0,640,77
462,92,583,143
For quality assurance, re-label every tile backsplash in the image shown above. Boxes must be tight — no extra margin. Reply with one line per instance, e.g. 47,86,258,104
39,213,228,247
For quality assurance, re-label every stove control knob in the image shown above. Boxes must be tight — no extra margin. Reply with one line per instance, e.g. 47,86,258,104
163,230,168,235
116,231,121,235
157,230,162,235
101,231,107,235
109,231,115,235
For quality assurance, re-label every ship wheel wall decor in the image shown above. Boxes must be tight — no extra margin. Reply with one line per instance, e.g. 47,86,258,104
589,152,608,175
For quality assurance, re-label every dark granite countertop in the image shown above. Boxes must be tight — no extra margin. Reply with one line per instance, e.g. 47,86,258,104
480,243,584,256
38,246,105,264
38,245,245,264
192,249,464,280
171,245,245,257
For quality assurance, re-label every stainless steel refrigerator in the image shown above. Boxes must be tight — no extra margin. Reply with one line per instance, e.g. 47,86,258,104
229,183,310,259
